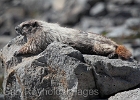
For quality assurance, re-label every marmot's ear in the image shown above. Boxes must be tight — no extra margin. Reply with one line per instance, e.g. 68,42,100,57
33,21,39,27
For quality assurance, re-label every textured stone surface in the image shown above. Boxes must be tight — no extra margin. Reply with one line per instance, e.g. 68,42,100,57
125,18,140,29
109,0,134,4
1,36,97,100
90,2,106,16
0,0,140,63
1,35,140,100
0,94,4,100
107,25,135,37
83,55,140,97
109,88,140,100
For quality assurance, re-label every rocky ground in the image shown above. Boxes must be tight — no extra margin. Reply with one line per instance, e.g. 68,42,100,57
0,0,140,99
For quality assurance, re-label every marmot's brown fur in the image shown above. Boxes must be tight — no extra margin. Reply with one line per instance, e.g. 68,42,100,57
14,20,132,60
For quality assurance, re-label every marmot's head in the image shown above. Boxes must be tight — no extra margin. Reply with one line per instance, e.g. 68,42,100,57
15,20,59,37
15,20,41,36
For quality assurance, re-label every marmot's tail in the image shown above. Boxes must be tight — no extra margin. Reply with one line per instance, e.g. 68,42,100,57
115,45,132,60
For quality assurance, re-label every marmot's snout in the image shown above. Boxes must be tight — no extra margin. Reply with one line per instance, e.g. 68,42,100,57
15,26,22,35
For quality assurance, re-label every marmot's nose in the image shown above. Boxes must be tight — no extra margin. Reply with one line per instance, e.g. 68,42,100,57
15,26,19,31
15,26,22,34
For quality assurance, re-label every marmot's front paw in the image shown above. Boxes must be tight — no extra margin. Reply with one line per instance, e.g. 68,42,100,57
108,52,118,59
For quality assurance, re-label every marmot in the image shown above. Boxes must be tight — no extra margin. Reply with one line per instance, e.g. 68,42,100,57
14,20,132,60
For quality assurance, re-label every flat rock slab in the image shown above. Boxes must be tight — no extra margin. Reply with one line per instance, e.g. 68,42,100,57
109,88,140,100
83,55,140,97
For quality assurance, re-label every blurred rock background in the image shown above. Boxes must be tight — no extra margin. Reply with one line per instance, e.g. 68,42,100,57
0,0,140,94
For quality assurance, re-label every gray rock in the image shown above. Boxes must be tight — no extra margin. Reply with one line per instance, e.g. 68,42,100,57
83,55,140,97
21,0,52,11
112,17,130,26
107,3,140,17
90,2,106,16
77,17,113,32
1,36,97,100
109,88,140,100
135,0,140,3
0,94,4,100
132,39,140,48
125,18,140,29
0,36,11,76
52,0,66,11
109,0,134,4
0,36,12,49
133,44,140,62
0,62,4,77
1,35,140,99
77,17,102,31
106,25,135,37
48,0,89,24
0,7,25,36
135,55,140,62
133,48,140,57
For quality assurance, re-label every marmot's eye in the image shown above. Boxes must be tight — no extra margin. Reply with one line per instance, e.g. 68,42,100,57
32,22,38,27
22,24,30,29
